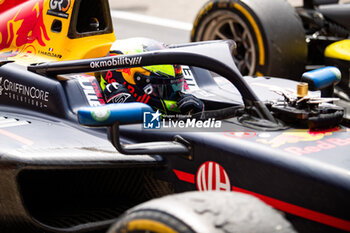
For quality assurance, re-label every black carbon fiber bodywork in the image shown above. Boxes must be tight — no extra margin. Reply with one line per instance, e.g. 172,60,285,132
0,110,171,232
0,41,349,233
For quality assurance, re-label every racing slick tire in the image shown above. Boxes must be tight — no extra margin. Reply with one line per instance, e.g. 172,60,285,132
107,191,296,233
191,0,307,80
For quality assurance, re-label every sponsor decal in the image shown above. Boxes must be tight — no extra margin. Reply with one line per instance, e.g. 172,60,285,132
285,138,350,155
182,65,214,97
0,0,49,50
257,129,333,148
123,81,150,104
38,49,62,59
102,70,117,83
91,108,110,122
196,161,231,191
107,93,131,103
0,77,49,108
182,65,199,91
0,50,19,58
76,75,106,106
102,71,150,105
223,131,256,138
89,57,143,69
17,45,37,60
256,129,350,155
258,132,271,138
174,64,182,75
47,0,71,18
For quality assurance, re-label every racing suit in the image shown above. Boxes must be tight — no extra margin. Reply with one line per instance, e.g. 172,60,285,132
103,82,204,115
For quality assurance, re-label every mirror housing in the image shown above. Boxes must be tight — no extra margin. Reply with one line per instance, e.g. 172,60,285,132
78,102,153,126
301,66,341,97
77,103,192,158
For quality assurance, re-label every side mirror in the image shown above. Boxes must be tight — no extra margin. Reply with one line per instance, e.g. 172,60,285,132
77,103,192,158
78,102,153,126
301,66,341,97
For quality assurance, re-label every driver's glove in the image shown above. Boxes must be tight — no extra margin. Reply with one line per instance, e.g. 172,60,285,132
178,94,204,114
104,82,136,104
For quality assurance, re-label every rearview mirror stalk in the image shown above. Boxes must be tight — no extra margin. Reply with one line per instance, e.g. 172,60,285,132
108,122,193,159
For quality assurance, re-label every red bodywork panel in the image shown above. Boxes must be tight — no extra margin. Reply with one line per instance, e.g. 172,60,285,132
0,0,29,13
0,0,49,52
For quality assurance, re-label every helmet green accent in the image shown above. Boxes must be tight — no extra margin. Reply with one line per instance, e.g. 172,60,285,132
144,64,176,78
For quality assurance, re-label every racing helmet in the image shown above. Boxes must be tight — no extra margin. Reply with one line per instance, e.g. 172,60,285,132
99,38,184,100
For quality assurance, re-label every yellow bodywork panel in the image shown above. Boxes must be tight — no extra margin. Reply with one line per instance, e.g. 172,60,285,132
324,39,350,61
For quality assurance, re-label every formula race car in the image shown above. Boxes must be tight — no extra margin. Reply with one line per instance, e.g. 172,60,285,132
1,0,350,233
191,0,350,96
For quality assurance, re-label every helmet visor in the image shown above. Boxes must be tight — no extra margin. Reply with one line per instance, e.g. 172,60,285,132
135,72,184,100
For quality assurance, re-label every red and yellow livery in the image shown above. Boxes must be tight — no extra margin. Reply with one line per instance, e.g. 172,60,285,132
0,0,116,63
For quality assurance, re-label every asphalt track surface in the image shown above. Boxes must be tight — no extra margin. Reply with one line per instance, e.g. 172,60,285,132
110,0,303,23
109,0,197,44
109,0,349,44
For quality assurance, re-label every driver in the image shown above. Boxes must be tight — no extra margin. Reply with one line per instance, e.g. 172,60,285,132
96,38,204,115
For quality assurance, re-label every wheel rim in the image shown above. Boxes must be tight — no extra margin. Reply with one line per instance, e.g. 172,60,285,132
201,12,257,76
